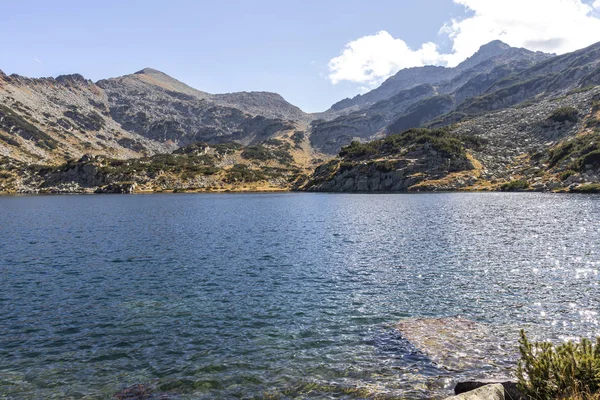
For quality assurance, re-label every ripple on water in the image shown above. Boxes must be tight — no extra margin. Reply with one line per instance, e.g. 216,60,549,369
1,193,600,398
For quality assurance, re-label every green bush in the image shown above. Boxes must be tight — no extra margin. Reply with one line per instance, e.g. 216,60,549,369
225,164,267,183
517,330,600,400
213,142,243,154
571,184,600,193
241,145,273,162
500,179,530,191
559,170,577,181
338,128,472,162
548,107,579,123
291,131,305,148
546,132,600,171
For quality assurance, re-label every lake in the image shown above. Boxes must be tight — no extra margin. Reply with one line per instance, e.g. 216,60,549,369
1,193,599,399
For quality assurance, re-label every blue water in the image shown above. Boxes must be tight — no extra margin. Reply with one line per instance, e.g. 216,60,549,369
1,193,599,399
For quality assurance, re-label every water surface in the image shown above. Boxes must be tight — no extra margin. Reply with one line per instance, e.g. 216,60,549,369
1,193,599,399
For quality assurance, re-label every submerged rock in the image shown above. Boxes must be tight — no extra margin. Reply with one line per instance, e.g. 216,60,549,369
396,317,515,372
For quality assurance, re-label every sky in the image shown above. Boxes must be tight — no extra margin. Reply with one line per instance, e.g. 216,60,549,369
2,0,600,112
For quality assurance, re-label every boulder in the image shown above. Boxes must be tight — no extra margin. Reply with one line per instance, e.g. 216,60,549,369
455,380,525,400
446,383,504,400
95,183,136,194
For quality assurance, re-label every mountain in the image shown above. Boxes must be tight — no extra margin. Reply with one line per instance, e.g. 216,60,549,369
0,67,314,166
301,87,600,193
327,40,545,114
301,41,600,193
310,41,553,153
3,39,600,194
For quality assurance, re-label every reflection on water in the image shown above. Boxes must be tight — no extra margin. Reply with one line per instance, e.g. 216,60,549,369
0,192,599,399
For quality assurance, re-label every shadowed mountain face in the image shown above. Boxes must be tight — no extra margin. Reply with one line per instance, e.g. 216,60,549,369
311,41,557,154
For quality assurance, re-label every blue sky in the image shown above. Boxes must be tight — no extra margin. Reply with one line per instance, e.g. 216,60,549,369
2,0,600,112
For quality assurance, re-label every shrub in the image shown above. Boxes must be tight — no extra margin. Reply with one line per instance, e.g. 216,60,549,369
338,140,377,159
241,145,273,162
517,330,600,400
548,107,579,123
500,179,530,191
571,184,600,193
291,131,305,148
225,164,267,183
578,150,600,170
338,128,471,162
374,161,397,173
546,133,600,171
213,142,243,155
559,170,577,181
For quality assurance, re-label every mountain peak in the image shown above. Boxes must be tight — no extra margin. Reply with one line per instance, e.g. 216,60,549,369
456,40,515,71
134,67,167,76
478,40,511,52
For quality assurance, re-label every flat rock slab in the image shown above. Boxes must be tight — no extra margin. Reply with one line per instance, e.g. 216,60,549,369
446,383,505,400
396,317,513,371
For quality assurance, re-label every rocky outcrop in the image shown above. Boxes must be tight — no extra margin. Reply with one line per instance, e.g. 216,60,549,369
305,146,473,192
95,182,136,194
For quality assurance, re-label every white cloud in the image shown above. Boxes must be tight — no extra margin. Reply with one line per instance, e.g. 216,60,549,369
328,31,444,88
443,0,600,66
328,0,600,86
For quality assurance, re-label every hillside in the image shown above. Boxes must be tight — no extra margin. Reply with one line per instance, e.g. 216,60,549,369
0,133,322,194
0,67,314,164
301,87,600,193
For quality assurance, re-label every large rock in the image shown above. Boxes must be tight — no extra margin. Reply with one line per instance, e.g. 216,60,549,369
446,384,505,400
455,380,525,400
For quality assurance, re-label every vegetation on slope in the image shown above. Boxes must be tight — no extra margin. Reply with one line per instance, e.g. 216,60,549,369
0,104,59,150
545,130,600,172
338,128,483,161
0,138,310,193
547,106,579,123
517,330,600,400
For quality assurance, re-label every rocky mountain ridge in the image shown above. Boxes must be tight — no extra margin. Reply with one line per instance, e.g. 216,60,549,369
3,40,600,193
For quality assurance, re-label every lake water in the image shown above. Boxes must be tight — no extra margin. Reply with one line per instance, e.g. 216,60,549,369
1,193,599,399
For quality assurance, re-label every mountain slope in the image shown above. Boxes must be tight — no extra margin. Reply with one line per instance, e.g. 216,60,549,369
301,87,600,193
310,41,552,154
0,71,171,163
0,68,315,166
